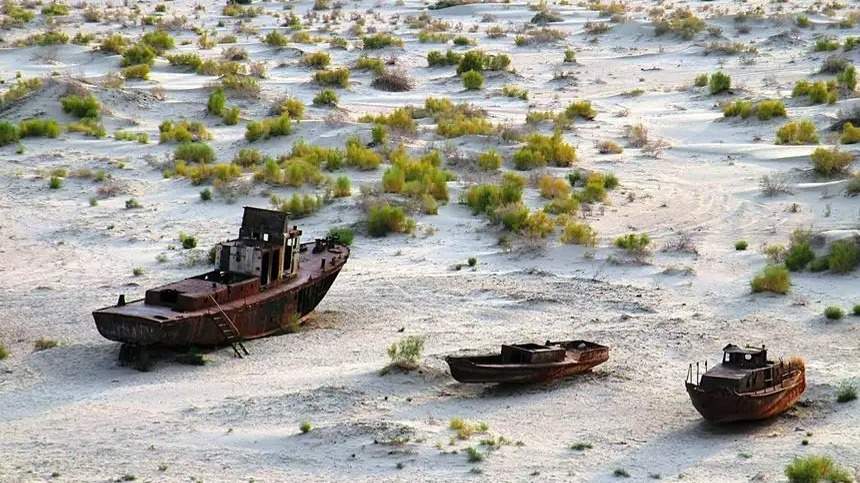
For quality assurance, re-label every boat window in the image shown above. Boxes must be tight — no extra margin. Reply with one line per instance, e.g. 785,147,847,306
160,289,178,304
263,233,269,242
745,354,752,361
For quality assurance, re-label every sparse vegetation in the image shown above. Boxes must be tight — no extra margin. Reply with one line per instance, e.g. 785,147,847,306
811,147,854,176
836,381,857,403
722,99,786,121
784,455,852,483
825,306,844,320
751,265,790,294
386,335,424,370
775,120,819,145
367,203,414,237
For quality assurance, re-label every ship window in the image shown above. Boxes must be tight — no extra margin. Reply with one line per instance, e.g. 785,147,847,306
263,233,269,242
745,354,752,361
160,289,178,304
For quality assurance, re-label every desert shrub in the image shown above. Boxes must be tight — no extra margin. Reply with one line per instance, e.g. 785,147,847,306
371,124,388,145
811,147,854,175
821,56,850,74
840,122,860,144
159,120,210,143
61,94,100,119
0,343,8,360
67,118,106,138
614,233,650,253
653,8,706,40
723,99,786,120
121,44,156,67
166,53,203,70
302,51,331,69
24,30,69,46
784,231,815,272
828,239,860,273
502,85,528,100
0,122,20,146
464,173,525,215
48,176,62,189
597,140,623,154
477,150,501,171
115,131,148,143
263,31,287,47
537,174,570,199
525,210,555,238
751,265,790,294
449,418,489,440
513,27,566,46
355,55,385,74
313,67,350,88
561,221,597,246
19,118,60,138
3,1,34,26
122,64,150,80
436,113,493,138
345,137,382,170
694,73,708,87
313,89,338,106
360,107,417,134
99,34,128,54
174,142,215,163
427,49,463,67
372,68,415,92
207,89,226,116
565,100,596,121
272,97,304,120
825,306,845,320
0,78,42,108
815,37,840,52
735,240,748,251
495,203,529,232
270,193,326,218
362,33,404,49
289,140,345,171
323,226,354,248
220,75,260,98
456,50,510,74
784,455,852,483
141,30,175,53
708,71,731,95
792,80,838,104
382,149,451,202
333,176,351,197
367,203,414,237
837,65,857,91
386,335,424,370
462,70,484,90
775,120,818,145
233,148,263,167
513,132,576,169
245,115,292,142
837,381,857,402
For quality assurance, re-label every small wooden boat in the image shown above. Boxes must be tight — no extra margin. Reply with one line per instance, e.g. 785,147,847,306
446,340,609,384
93,207,349,366
685,344,806,423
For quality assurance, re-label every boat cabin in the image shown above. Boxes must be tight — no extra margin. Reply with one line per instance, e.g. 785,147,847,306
698,344,783,392
501,343,566,364
215,207,302,287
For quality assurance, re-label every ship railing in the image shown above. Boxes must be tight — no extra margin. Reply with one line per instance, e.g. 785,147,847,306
685,360,709,386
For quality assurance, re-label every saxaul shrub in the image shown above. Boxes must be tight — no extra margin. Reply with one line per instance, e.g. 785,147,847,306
427,49,463,67
166,53,203,70
207,89,226,116
784,229,814,272
462,70,484,90
333,175,351,197
245,115,292,142
263,31,287,47
784,455,852,483
828,239,860,273
362,33,404,49
0,121,20,146
19,118,61,138
270,193,327,218
792,80,838,104
355,55,385,74
61,94,100,119
67,118,106,138
614,233,651,253
708,71,731,95
367,203,414,237
561,221,597,246
477,150,501,170
564,100,596,120
313,67,350,88
840,122,860,144
141,30,175,53
386,336,424,370
464,172,525,216
122,64,150,80
121,44,156,66
513,132,576,169
160,120,211,143
751,265,790,294
811,147,854,176
359,107,417,134
302,51,331,69
233,148,264,167
345,136,382,170
775,119,818,145
722,99,786,120
174,142,215,163
537,174,570,199
313,89,338,106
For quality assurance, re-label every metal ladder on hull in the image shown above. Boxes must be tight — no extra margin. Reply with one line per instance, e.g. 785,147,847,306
208,295,249,358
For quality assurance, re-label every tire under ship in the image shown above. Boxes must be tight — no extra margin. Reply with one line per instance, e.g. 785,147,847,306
685,344,806,423
93,207,349,358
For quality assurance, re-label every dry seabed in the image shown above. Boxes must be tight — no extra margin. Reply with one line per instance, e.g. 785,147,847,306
0,0,859,481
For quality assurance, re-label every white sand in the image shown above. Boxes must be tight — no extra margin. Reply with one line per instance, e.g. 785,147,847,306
1,0,859,481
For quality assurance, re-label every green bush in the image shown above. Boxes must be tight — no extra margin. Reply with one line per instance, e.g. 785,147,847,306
561,221,597,246
67,118,106,138
708,71,731,95
513,132,576,169
233,148,263,167
564,100,596,121
837,65,857,91
776,119,818,145
723,99,786,120
362,33,404,49
840,122,860,144
263,31,287,47
792,80,838,104
166,52,203,70
814,37,840,52
333,176,351,197
0,343,8,360
828,240,860,273
694,73,708,87
61,94,100,119
614,233,650,251
811,147,854,176
313,67,350,88
455,50,510,74
122,64,151,80
837,381,857,402
0,121,20,146
48,176,62,189
245,115,293,142
276,97,305,119
141,30,175,53
99,34,128,54
462,70,484,90
464,173,524,216
784,455,852,483
360,107,417,133
222,107,240,125
19,118,60,138
735,240,748,251
477,150,502,171
751,265,790,294
427,49,463,67
435,113,493,138
302,51,331,69
387,335,424,370
495,203,529,232
824,306,844,320
174,142,215,163
345,137,381,170
328,226,354,245
313,89,338,106
207,89,226,116
121,44,156,67
785,234,814,272
367,203,414,237
159,120,210,143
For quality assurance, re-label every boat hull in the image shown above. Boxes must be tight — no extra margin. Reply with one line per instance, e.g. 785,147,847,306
446,342,609,384
93,250,347,348
685,369,806,423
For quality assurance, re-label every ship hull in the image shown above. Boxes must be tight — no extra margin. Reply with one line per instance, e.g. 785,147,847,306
446,342,609,384
685,369,806,423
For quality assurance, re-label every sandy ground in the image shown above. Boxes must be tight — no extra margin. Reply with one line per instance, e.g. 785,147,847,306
1,0,859,481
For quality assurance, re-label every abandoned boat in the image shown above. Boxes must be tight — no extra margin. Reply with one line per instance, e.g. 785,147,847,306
685,344,806,423
446,340,609,384
93,207,349,361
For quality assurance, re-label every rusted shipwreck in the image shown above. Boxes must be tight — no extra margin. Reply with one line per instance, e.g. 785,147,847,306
93,207,349,364
685,344,806,423
446,340,609,384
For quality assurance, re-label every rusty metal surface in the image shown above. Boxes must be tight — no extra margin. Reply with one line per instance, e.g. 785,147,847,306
92,241,348,348
446,340,609,384
685,345,806,423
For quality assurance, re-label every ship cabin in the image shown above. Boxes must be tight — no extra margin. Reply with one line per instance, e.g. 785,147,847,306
698,344,781,393
142,207,301,313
